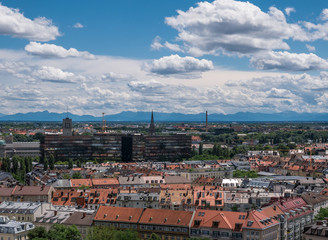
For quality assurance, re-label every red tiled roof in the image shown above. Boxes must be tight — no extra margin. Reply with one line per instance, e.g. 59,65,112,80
70,179,92,187
94,206,143,223
12,185,52,196
139,208,193,227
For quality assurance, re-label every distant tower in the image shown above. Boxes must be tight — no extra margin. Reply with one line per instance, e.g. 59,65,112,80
206,111,208,132
149,111,155,136
62,117,72,136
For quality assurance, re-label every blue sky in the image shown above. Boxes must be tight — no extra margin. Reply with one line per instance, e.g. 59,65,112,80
0,0,328,115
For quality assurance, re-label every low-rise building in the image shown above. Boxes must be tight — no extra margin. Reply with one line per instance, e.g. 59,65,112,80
64,212,95,239
138,208,192,240
0,201,52,222
11,185,54,203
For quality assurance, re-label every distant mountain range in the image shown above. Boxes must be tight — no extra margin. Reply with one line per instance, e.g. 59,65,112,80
0,110,328,122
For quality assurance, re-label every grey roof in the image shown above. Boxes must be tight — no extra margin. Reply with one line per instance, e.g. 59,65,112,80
0,202,41,214
35,210,71,224
164,175,192,184
0,216,34,234
0,172,14,181
52,179,71,188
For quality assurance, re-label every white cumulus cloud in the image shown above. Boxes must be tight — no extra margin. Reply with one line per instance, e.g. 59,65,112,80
285,7,296,16
306,44,315,52
0,3,60,41
145,54,213,77
250,51,328,71
73,23,84,28
150,36,163,50
32,66,80,83
25,42,96,59
165,0,309,56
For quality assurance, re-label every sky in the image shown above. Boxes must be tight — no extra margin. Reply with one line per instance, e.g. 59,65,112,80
0,0,328,116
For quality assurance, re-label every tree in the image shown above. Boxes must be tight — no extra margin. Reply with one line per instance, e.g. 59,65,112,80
63,173,71,180
47,224,81,240
72,172,82,179
28,226,48,239
315,207,328,220
12,156,19,173
77,160,81,168
87,227,139,240
49,154,55,170
68,159,73,169
43,158,48,171
150,233,161,240
199,142,203,155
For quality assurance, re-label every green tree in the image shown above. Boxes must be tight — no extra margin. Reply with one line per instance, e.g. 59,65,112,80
49,154,55,170
68,159,73,169
12,156,19,173
47,224,81,240
150,233,161,240
76,160,81,168
63,173,71,180
199,142,203,155
72,172,82,179
28,226,48,239
315,207,328,220
43,158,48,171
87,227,139,240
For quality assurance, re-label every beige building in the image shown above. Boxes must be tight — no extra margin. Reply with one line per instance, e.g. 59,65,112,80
11,185,54,203
0,215,35,240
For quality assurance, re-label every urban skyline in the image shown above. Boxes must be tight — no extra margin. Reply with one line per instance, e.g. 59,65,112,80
0,0,328,117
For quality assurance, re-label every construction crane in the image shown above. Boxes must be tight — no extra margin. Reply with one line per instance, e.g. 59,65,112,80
102,112,106,133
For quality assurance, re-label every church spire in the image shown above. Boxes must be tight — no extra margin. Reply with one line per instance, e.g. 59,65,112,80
149,110,155,136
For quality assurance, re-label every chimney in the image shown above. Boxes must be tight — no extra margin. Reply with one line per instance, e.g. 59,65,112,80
206,111,208,132
54,211,57,216
82,212,86,219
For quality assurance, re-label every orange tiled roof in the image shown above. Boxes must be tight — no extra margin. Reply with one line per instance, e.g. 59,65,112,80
94,206,143,223
70,179,92,187
139,208,193,227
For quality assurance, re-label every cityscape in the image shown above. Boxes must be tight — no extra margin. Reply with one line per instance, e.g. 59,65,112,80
1,0,328,240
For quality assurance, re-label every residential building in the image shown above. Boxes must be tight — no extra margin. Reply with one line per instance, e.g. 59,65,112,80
138,208,192,240
11,185,54,203
303,220,328,240
0,201,52,222
301,192,328,216
0,215,34,240
93,206,143,232
190,209,280,240
64,212,95,239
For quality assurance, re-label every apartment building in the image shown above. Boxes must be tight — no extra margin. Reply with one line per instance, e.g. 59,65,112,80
0,215,34,240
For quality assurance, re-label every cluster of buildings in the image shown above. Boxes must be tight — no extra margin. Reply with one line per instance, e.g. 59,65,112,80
1,158,328,239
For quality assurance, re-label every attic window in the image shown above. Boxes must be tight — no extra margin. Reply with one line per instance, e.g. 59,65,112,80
164,218,167,223
103,214,107,218
116,215,119,219
212,221,219,227
129,216,132,220
177,219,181,223
247,221,253,227
149,217,152,222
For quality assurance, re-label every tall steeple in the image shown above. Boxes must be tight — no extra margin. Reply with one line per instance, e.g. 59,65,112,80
149,110,155,136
